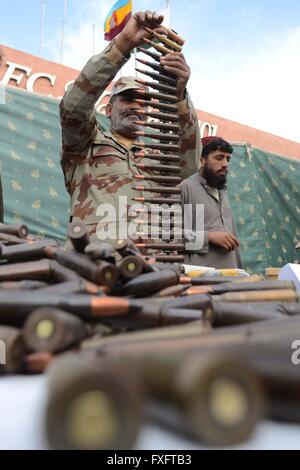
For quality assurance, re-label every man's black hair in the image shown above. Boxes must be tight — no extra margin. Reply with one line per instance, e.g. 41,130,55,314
202,138,233,159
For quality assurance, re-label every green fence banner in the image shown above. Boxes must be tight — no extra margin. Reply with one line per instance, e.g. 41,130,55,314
0,85,299,273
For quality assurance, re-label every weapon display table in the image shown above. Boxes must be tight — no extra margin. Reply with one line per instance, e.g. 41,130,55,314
0,375,299,450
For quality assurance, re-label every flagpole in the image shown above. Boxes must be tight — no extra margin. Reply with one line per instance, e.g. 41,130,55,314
60,0,68,64
40,0,46,57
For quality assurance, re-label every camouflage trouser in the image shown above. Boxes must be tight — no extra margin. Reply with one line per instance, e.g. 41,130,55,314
0,176,3,223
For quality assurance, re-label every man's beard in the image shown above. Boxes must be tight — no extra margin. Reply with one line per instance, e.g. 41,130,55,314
110,110,142,138
202,165,227,189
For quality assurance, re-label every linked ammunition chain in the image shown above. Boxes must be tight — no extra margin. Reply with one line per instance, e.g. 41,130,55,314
132,26,186,263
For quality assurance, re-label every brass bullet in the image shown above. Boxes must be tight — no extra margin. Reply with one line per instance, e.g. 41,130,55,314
137,46,161,62
154,26,185,46
147,255,185,262
135,243,184,251
142,37,174,55
134,174,182,184
133,153,181,164
0,223,28,239
132,131,180,142
133,185,181,194
133,143,180,153
133,121,180,133
135,88,178,103
135,78,177,94
68,220,90,254
135,109,179,122
133,196,181,204
134,98,178,112
136,57,175,78
118,255,144,279
134,162,181,173
145,27,182,52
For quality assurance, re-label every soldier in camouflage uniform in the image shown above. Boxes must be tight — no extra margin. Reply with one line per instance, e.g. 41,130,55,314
60,10,201,244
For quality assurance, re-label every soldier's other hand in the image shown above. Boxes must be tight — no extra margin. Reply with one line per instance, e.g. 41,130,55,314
208,231,240,252
115,11,164,54
160,53,190,101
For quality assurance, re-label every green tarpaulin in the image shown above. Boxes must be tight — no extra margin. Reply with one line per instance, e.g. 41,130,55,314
0,85,299,273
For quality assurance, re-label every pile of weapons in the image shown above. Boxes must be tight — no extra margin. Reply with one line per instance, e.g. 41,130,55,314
0,220,300,449
131,25,186,263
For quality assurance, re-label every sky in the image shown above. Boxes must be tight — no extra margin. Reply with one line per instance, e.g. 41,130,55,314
1,0,300,143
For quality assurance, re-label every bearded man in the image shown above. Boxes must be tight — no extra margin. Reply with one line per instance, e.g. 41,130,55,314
180,136,243,269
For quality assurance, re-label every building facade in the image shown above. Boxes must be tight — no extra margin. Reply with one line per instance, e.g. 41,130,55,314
1,44,299,161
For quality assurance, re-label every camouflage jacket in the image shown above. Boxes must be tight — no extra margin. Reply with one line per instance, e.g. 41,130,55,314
60,40,201,242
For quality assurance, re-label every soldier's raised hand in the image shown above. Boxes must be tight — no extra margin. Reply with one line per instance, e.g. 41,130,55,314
115,11,164,55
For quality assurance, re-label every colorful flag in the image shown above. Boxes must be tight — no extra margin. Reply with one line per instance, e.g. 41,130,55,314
104,0,132,41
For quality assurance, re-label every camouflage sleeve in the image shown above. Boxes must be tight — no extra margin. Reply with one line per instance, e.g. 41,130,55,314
60,41,130,162
178,91,202,180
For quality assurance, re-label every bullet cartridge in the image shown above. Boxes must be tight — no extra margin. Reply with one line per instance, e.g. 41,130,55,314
0,223,28,239
134,97,178,112
141,351,265,446
145,27,182,52
135,78,177,94
134,174,182,184
0,239,59,263
133,121,180,132
45,353,143,450
110,268,180,297
68,220,90,254
0,290,142,321
134,162,181,172
24,307,88,353
0,232,28,245
135,242,184,251
133,185,181,194
118,255,143,279
135,66,177,86
142,37,174,55
134,88,178,103
45,247,118,286
218,289,298,304
0,280,47,290
132,130,180,142
149,255,185,263
137,46,161,62
203,300,285,327
152,25,185,46
135,109,179,122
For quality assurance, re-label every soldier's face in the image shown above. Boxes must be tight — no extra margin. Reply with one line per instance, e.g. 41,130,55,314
201,150,231,189
106,91,145,138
